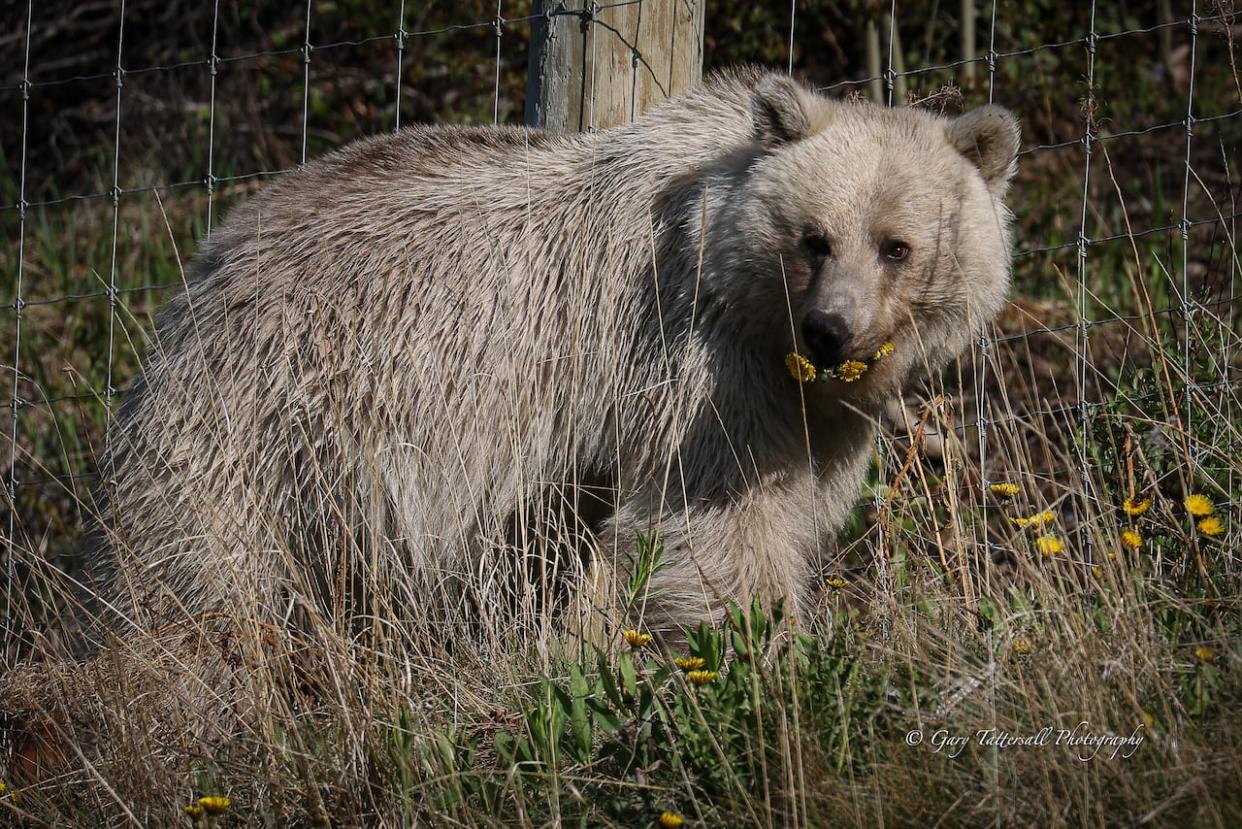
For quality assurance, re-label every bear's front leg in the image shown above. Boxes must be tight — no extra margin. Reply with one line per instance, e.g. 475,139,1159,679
601,467,832,633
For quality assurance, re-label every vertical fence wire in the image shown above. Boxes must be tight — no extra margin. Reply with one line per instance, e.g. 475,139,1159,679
883,0,898,107
587,1,599,132
980,3,1001,806
975,2,1000,591
786,0,828,573
872,0,901,627
787,0,797,76
394,1,406,131
1180,3,1199,460
300,0,314,166
1180,2,1204,576
1073,2,1100,559
493,1,505,124
205,0,221,236
4,0,34,654
628,1,641,122
104,0,128,415
1229,42,1239,559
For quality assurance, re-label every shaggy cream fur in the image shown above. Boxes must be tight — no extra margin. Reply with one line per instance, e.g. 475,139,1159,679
83,68,1019,639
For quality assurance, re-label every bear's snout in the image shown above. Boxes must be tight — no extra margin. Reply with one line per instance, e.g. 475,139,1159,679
801,310,851,368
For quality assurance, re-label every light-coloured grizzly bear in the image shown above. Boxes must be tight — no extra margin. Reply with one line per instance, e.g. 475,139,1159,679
83,68,1018,642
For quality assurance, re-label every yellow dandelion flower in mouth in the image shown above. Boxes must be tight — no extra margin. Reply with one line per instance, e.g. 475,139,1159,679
197,796,231,815
1012,638,1034,655
1184,494,1214,517
1193,645,1216,662
183,804,205,818
686,669,718,686
658,811,686,829
824,576,849,590
1036,535,1064,556
674,656,706,672
787,344,894,384
1197,516,1224,537
1013,510,1055,529
834,360,869,383
785,352,817,383
1122,497,1151,517
989,482,1020,499
1120,529,1142,550
623,629,653,648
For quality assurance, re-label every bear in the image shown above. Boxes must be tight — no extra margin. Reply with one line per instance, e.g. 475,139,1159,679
79,67,1019,646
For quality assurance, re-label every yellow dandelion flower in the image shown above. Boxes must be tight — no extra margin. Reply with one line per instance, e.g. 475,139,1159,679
1120,529,1142,550
1106,550,1117,560
785,352,817,383
686,669,718,686
989,482,1020,499
623,629,653,648
1013,510,1055,529
658,811,686,829
873,340,896,359
674,656,706,671
1197,516,1224,537
1184,494,1214,517
197,796,230,815
0,781,6,795
835,360,869,382
1012,638,1034,655
1122,497,1151,517
183,804,205,818
1036,535,1064,557
1193,646,1216,663
1140,711,1155,729
824,576,849,590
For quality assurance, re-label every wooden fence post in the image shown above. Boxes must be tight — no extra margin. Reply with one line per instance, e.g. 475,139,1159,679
525,0,706,131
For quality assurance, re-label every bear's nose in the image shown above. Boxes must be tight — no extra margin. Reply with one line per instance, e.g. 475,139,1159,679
802,311,851,368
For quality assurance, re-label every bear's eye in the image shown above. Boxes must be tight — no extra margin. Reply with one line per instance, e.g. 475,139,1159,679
881,239,911,262
802,233,832,263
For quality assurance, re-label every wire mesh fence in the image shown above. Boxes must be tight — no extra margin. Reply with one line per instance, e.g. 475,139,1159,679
2,0,1240,642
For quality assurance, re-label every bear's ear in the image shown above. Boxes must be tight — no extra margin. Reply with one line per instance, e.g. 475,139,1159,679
751,75,826,147
947,105,1021,195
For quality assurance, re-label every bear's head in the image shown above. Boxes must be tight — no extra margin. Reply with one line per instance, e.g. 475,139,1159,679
712,73,1019,406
